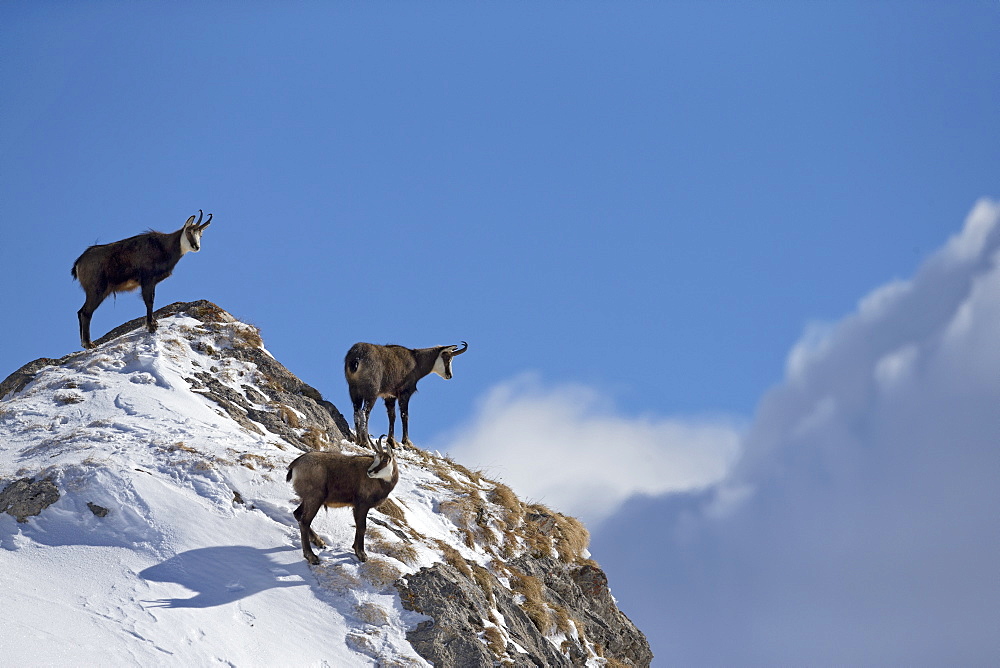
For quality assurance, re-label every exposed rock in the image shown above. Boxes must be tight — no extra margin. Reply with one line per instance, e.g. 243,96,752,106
514,555,654,666
397,557,652,667
0,357,66,400
87,502,109,517
0,477,60,523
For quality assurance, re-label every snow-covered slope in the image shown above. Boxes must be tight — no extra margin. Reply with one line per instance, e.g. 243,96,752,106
0,302,650,667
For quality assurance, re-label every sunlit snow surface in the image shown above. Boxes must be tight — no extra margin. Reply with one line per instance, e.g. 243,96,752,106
0,314,540,666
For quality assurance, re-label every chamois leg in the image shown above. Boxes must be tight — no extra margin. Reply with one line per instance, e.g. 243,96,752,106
78,289,109,349
351,396,366,447
353,398,377,449
292,504,325,548
399,392,414,448
141,281,158,333
384,397,397,446
352,504,370,562
294,499,324,565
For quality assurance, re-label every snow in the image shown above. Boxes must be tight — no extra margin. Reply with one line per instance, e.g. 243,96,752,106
0,313,551,666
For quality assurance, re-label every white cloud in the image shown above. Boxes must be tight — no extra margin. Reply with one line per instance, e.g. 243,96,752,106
600,198,1000,665
437,374,742,525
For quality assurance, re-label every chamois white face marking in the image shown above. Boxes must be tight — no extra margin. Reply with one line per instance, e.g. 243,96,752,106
432,352,453,379
181,226,204,255
367,453,396,481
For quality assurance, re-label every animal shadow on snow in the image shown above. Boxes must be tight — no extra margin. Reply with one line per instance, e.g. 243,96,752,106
139,545,311,608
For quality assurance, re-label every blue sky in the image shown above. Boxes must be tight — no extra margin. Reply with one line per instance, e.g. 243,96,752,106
3,2,999,664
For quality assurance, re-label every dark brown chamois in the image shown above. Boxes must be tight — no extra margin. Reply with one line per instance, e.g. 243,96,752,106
287,436,399,564
71,210,212,349
345,341,468,449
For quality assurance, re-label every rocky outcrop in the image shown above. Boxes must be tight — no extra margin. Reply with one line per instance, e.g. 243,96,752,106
397,556,652,667
0,477,60,523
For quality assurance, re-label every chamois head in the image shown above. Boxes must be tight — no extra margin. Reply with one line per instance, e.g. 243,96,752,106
180,210,213,254
367,435,397,480
432,341,469,380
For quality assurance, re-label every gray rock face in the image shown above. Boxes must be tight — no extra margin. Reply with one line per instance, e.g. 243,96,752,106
397,557,652,667
0,478,60,522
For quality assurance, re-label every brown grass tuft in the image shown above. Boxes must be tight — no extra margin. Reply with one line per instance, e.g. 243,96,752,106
238,452,272,470
359,557,404,589
354,601,391,626
488,482,523,527
483,626,506,657
436,540,473,578
510,570,554,634
275,404,300,428
553,513,590,562
376,497,406,522
301,426,328,450
231,323,264,349
470,562,496,605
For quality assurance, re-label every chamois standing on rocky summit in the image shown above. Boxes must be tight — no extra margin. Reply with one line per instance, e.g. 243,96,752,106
345,341,468,449
287,436,399,564
71,210,212,349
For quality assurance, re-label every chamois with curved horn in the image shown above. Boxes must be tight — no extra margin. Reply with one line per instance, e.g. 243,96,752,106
71,210,212,348
287,436,399,564
345,341,468,448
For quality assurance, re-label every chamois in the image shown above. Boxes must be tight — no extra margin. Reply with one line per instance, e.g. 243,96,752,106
286,436,399,564
71,210,212,349
345,341,468,449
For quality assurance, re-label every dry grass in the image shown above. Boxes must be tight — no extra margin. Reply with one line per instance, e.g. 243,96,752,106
441,455,484,485
488,483,523,528
435,540,473,578
470,562,496,605
483,626,507,657
238,452,272,470
382,541,419,566
553,605,575,637
376,497,406,521
513,573,554,635
275,404,300,428
53,390,85,405
369,530,419,566
159,441,200,456
301,426,328,450
354,601,391,626
553,513,590,562
188,301,229,323
231,323,264,349
359,557,404,589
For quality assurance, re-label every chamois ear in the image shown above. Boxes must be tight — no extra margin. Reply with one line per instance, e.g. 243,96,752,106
183,215,197,228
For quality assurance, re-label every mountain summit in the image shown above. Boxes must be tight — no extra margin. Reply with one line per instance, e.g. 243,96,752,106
0,301,651,666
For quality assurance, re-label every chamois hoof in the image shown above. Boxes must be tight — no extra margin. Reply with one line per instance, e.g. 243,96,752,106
304,552,320,565
82,342,95,350
310,535,325,548
146,321,158,333
354,548,368,563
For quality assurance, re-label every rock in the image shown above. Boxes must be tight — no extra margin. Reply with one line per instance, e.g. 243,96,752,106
87,502,109,517
396,557,652,667
0,477,60,523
